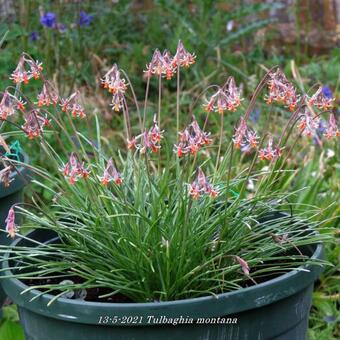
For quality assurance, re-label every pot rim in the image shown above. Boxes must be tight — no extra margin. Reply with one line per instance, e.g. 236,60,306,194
1,229,324,325
0,151,29,198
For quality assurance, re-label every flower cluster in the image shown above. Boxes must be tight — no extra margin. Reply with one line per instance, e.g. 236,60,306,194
324,113,340,139
204,77,242,114
60,153,89,185
232,118,259,150
10,55,43,84
265,69,299,111
297,109,320,137
99,158,122,186
40,12,56,28
0,91,26,120
5,207,17,238
307,87,334,111
21,111,50,139
101,64,127,112
144,41,195,80
60,92,86,118
128,116,163,153
37,82,59,107
189,168,218,200
259,136,282,161
173,117,212,157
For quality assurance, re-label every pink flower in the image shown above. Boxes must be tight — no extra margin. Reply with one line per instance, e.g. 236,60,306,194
189,168,218,200
144,49,165,77
37,82,59,107
22,110,49,139
162,50,175,80
5,207,17,238
172,40,196,69
60,153,89,185
259,136,282,161
10,56,43,84
174,116,212,157
324,114,340,139
203,77,242,114
60,92,85,118
0,166,13,187
297,109,320,137
308,87,334,111
233,118,259,150
265,69,299,111
235,256,250,276
101,64,127,95
0,91,25,120
100,158,122,186
128,116,163,153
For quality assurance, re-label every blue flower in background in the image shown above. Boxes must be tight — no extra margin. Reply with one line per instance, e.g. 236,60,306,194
322,86,333,99
249,108,260,123
79,11,93,27
29,31,39,41
40,12,56,28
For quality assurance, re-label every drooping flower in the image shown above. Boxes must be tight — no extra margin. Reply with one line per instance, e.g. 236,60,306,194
60,92,86,118
144,49,165,77
29,31,40,42
127,116,163,153
5,207,17,238
232,117,248,149
297,109,320,137
324,114,340,139
188,168,218,200
174,116,212,157
259,136,282,161
172,40,196,69
234,256,250,276
101,64,127,94
40,12,56,28
60,153,89,185
0,91,25,120
10,55,43,84
100,158,122,185
21,110,49,139
203,77,242,114
0,166,13,187
162,50,175,80
265,69,299,111
37,82,59,107
308,87,334,111
79,11,93,27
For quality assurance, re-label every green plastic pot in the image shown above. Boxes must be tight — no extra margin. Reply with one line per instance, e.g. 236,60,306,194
1,223,323,340
0,152,29,304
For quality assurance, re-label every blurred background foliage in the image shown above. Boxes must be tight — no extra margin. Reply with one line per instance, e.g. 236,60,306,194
0,1,339,339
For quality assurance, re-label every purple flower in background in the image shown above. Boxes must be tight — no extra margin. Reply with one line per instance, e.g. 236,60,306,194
79,11,93,27
29,31,39,42
40,12,56,28
322,86,333,99
249,108,260,123
56,23,67,33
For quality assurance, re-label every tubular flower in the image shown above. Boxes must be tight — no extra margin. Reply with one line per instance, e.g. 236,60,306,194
203,77,242,114
60,92,86,118
60,153,89,185
101,64,127,94
297,109,320,137
232,117,259,150
189,168,218,200
22,111,49,139
5,207,17,238
100,158,122,186
0,166,13,187
162,50,175,80
265,69,299,111
234,256,250,276
172,40,196,69
127,116,163,153
10,55,43,84
174,116,212,157
259,136,282,161
144,49,165,77
324,114,340,139
0,91,25,120
111,92,125,112
307,87,334,111
37,82,59,107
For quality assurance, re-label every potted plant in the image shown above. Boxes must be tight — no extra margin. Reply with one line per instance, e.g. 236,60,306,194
0,138,29,307
0,44,337,339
